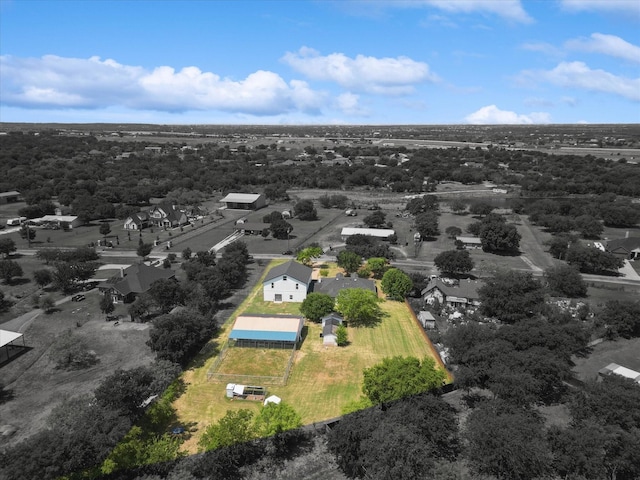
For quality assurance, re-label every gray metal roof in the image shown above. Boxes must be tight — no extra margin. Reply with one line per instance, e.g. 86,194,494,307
264,260,313,284
221,193,263,203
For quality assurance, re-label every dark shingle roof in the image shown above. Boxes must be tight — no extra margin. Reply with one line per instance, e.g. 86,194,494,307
264,260,313,284
100,264,175,296
312,274,377,298
607,237,640,253
421,278,482,300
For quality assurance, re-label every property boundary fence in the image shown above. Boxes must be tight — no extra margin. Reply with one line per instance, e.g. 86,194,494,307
206,340,297,386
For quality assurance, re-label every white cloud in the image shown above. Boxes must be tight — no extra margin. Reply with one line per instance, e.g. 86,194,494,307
565,33,640,64
335,92,369,116
281,47,438,94
410,0,533,23
521,42,564,58
519,61,640,101
560,0,640,17
0,54,326,115
464,105,551,124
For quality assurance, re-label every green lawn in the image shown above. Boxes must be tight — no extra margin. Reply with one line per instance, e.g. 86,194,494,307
173,260,444,453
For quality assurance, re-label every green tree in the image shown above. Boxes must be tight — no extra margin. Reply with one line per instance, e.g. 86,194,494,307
363,210,386,228
470,201,494,217
19,224,36,246
479,270,545,323
99,222,111,239
293,199,318,220
566,243,624,274
544,264,587,297
479,214,521,253
450,199,467,214
599,300,640,339
270,218,293,240
366,257,388,279
198,409,256,452
337,250,362,275
40,295,56,313
299,292,335,322
254,402,302,437
575,214,603,239
33,268,53,289
0,260,23,284
137,242,153,260
465,400,552,480
335,288,383,327
362,356,446,404
147,310,216,366
296,246,323,266
380,268,413,301
336,324,348,346
147,278,184,314
434,250,474,276
0,238,17,258
414,211,439,239
444,225,462,239
100,293,115,316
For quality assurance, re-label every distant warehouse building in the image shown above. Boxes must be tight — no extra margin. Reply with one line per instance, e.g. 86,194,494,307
340,227,395,241
0,191,21,204
220,193,266,211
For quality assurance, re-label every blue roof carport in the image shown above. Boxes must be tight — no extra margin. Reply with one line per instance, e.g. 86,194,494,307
229,314,304,345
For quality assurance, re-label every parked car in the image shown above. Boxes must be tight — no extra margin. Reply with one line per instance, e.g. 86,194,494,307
71,294,85,302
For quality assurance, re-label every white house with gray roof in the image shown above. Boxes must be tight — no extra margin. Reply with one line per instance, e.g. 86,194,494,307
263,260,313,303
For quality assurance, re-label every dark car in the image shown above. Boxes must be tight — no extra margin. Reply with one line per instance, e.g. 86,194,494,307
282,250,293,255
71,294,86,302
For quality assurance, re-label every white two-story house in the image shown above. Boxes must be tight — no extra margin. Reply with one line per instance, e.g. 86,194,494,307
263,260,313,303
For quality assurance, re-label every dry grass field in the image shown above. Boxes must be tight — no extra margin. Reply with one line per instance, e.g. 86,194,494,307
172,260,443,454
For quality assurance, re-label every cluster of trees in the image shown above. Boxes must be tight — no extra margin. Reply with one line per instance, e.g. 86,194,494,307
198,402,302,452
467,213,521,253
3,132,640,231
0,361,182,479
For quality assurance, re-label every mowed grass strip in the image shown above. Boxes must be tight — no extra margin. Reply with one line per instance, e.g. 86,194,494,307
173,260,443,453
215,347,292,376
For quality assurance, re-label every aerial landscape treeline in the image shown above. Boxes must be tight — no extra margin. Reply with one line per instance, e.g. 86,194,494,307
0,124,639,480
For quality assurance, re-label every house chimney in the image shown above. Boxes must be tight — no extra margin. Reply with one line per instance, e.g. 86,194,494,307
626,231,630,238
120,267,125,278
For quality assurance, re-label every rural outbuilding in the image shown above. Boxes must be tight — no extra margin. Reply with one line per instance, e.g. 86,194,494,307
229,314,304,348
320,313,344,346
340,227,395,240
0,329,26,364
221,193,266,211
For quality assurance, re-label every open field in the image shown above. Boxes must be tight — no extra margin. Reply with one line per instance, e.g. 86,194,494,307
172,260,442,453
0,292,153,448
215,347,293,377
572,337,640,383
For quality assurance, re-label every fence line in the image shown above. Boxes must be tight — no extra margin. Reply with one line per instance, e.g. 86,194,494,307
206,342,297,386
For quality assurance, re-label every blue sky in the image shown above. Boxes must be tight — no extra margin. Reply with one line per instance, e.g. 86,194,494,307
1,0,639,125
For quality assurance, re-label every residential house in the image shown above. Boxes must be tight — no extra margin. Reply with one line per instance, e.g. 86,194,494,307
149,203,189,229
422,278,483,309
263,260,313,303
124,212,151,231
98,263,175,303
321,313,344,346
340,227,395,241
312,273,377,298
606,237,640,260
